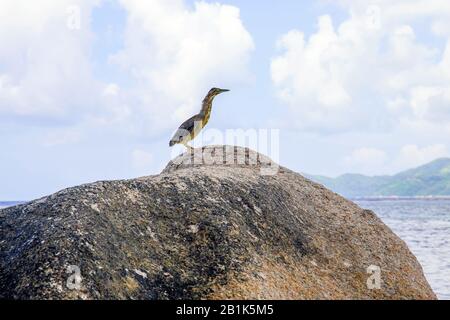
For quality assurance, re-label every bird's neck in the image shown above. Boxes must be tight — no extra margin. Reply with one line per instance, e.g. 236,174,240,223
199,94,215,120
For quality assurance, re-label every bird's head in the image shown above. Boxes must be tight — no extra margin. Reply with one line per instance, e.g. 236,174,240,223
209,87,230,96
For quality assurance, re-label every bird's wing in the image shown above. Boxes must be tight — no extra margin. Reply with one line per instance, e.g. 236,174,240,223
169,114,202,145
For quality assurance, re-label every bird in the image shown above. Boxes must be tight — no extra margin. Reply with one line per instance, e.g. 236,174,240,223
169,87,230,150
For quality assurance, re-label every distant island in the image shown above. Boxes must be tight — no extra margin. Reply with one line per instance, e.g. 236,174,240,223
0,201,24,208
306,158,450,198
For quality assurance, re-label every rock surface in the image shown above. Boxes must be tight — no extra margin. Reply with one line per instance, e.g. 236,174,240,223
0,146,436,299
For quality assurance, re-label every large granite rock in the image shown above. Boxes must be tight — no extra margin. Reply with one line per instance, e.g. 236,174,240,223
0,146,436,299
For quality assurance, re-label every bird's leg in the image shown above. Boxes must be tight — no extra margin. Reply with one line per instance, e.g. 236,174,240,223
183,143,194,154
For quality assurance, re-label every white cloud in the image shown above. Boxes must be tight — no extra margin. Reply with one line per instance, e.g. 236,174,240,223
131,149,153,170
42,129,82,147
103,83,120,97
335,0,450,19
344,147,388,173
111,0,254,134
431,19,450,37
0,0,253,138
271,0,450,132
395,144,449,169
409,86,450,123
271,16,355,130
0,0,104,122
342,144,449,175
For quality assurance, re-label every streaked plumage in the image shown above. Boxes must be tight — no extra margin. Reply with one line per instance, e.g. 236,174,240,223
169,87,229,149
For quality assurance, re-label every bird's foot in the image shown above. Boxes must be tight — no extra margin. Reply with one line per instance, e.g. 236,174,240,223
184,145,194,154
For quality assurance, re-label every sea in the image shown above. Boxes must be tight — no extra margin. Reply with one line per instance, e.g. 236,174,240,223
1,199,449,299
355,199,450,300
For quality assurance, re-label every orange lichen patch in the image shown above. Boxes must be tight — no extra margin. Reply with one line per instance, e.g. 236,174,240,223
208,251,435,300
107,276,141,299
123,276,140,292
208,255,343,300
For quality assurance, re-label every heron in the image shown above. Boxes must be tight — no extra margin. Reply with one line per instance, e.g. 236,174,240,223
169,87,230,150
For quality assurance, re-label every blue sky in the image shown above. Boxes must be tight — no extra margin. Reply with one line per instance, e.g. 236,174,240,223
1,0,450,200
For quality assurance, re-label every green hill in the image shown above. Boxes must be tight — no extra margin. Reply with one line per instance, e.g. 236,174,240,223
306,158,450,197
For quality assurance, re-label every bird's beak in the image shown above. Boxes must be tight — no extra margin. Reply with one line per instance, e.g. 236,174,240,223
219,89,230,93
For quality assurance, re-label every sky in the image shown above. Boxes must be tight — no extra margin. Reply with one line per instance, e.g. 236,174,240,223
1,0,450,200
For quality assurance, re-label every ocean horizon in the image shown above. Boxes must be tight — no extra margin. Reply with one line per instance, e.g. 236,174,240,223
0,201,24,208
351,196,450,201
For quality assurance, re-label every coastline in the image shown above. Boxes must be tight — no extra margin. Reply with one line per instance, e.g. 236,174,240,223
350,196,450,201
